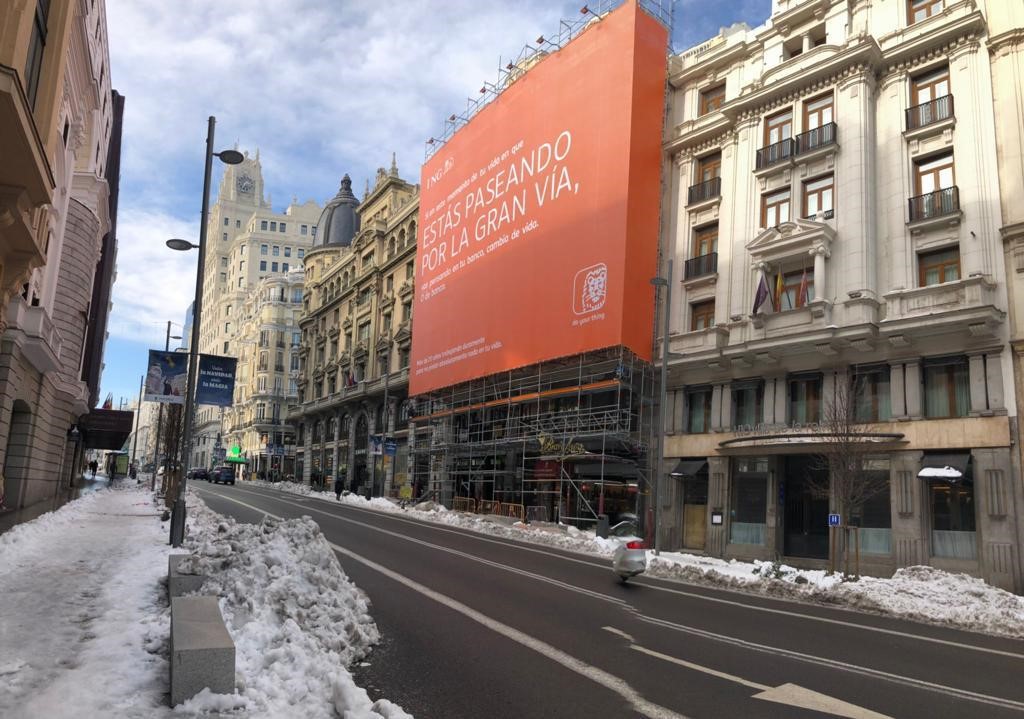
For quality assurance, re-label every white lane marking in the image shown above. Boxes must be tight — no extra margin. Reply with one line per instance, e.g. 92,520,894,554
602,626,635,643
631,645,892,718
203,491,687,719
223,484,1024,661
637,613,1024,713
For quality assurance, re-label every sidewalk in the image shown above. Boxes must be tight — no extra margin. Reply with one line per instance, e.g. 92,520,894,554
0,472,115,536
0,482,412,719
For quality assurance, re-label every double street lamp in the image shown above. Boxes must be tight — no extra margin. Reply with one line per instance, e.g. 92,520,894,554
649,259,676,556
165,116,242,546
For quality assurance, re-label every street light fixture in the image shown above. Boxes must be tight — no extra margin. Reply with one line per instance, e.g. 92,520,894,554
166,115,243,547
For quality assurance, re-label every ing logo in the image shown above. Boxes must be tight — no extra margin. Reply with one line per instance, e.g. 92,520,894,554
572,263,607,315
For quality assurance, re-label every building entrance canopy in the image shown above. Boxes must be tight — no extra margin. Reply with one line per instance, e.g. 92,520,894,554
79,409,134,450
670,459,707,478
918,453,971,482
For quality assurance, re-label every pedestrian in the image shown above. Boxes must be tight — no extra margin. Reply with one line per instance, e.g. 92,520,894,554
335,474,344,501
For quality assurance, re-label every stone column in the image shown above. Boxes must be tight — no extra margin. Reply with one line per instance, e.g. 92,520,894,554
762,377,777,425
890,362,907,418
904,360,923,419
968,353,988,415
801,33,812,54
890,450,926,568
330,409,341,488
985,351,1005,412
774,376,788,425
706,456,729,558
710,384,724,432
811,245,830,302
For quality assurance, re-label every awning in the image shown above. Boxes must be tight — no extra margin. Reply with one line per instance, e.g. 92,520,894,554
79,409,134,450
918,453,971,482
670,459,708,478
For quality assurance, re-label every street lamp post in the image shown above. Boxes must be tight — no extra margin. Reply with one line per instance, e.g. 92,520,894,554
166,116,243,546
649,259,674,556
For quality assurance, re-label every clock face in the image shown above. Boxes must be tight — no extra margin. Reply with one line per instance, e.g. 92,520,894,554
237,174,254,194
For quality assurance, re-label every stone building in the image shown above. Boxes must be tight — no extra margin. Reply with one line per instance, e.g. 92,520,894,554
223,269,305,478
292,162,419,496
0,0,121,513
189,153,321,468
660,0,1023,591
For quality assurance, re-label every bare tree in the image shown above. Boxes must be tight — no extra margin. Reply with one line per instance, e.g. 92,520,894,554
808,377,891,577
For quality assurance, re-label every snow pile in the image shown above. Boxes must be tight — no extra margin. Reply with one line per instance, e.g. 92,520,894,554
178,499,412,718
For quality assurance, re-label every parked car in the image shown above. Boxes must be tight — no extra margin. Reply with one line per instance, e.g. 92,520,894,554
187,467,209,481
211,466,235,485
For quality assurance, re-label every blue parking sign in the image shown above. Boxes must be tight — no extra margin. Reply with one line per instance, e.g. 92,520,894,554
828,513,841,527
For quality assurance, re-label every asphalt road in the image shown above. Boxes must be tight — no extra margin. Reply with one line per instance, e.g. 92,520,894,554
194,481,1024,719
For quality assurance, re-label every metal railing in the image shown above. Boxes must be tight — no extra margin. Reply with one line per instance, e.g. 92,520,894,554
908,186,959,222
795,122,837,154
687,176,721,205
906,95,954,131
755,138,795,169
684,252,718,279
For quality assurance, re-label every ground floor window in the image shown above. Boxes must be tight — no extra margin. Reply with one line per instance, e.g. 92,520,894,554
850,458,892,554
730,458,768,545
930,479,976,560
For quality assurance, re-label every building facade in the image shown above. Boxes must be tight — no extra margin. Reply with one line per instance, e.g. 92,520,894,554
189,153,321,468
293,164,419,497
660,0,1023,591
0,0,121,512
223,269,304,478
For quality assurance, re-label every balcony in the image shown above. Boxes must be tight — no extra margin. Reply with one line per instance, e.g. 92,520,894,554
794,122,837,156
683,252,718,281
5,297,62,374
755,139,795,170
881,275,1004,341
687,177,721,206
908,186,960,224
906,95,954,132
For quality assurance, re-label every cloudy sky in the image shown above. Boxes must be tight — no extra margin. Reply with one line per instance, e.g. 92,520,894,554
100,0,771,409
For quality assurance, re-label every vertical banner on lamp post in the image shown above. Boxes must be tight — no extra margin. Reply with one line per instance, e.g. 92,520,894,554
195,354,237,407
144,350,188,404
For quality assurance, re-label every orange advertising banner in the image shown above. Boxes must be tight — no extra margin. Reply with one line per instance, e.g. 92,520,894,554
411,1,667,395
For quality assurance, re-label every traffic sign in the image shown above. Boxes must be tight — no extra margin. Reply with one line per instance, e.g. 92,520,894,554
828,513,841,527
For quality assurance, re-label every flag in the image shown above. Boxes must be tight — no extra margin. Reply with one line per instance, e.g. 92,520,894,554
796,268,809,308
774,270,784,311
101,392,113,410
752,271,771,315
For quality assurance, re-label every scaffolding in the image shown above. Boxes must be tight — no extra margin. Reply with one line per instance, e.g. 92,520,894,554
409,347,654,528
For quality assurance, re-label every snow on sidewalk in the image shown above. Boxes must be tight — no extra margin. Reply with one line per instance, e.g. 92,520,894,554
0,484,412,719
247,479,1024,639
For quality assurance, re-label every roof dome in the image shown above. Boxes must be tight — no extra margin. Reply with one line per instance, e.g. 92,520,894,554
315,174,360,247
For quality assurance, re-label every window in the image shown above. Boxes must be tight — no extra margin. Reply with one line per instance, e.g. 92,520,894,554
803,93,833,131
386,276,394,293
762,189,790,227
292,289,302,303
220,256,228,268
272,262,279,272
237,278,243,288
224,341,230,354
764,110,793,145
912,65,949,107
298,249,305,259
685,387,713,433
25,0,49,108
909,0,943,24
260,244,268,255
279,223,286,232
401,301,412,322
311,226,317,237
406,261,414,279
852,366,892,422
731,458,769,545
284,247,291,257
301,224,308,235
272,245,280,256
696,153,721,184
693,223,718,257
918,247,960,287
259,260,267,271
803,175,834,218
732,381,763,428
923,356,969,418
222,232,228,241
358,322,371,343
219,272,226,283
224,217,229,226
927,454,975,559
915,153,954,196
699,84,725,116
282,263,289,272
236,220,241,228
261,220,268,231
690,300,715,331
788,374,822,424
775,268,813,310
270,221,277,231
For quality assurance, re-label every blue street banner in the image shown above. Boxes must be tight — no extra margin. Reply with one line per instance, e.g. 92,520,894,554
370,435,383,456
384,439,398,457
195,354,237,407
144,350,188,404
